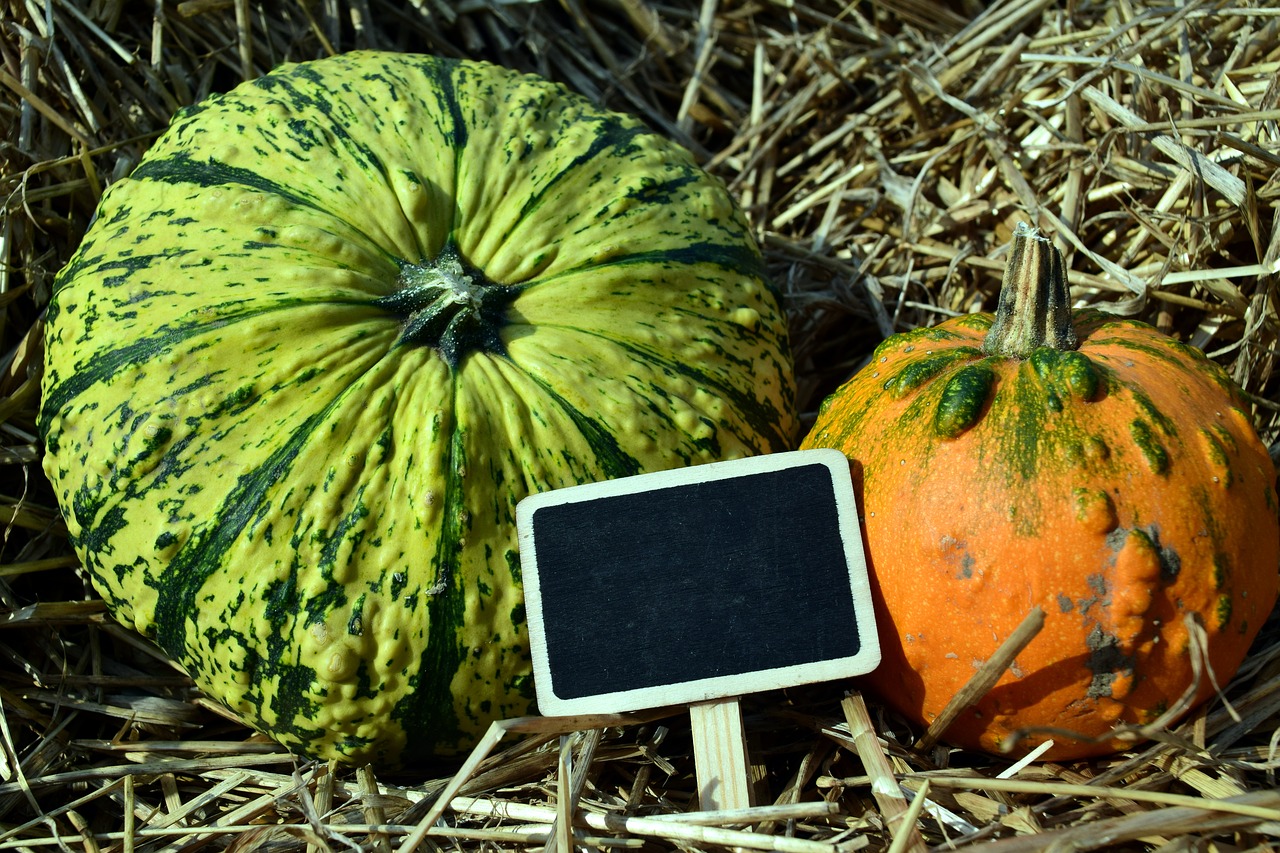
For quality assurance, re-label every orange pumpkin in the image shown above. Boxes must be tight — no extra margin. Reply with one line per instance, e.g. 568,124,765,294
802,224,1279,759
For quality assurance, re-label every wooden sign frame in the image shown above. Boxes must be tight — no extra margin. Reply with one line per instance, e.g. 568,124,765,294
515,448,880,718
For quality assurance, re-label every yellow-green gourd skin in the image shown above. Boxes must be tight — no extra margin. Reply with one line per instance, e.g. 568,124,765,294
39,51,798,766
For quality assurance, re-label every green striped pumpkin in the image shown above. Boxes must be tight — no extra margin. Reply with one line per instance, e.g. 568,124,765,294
39,51,797,765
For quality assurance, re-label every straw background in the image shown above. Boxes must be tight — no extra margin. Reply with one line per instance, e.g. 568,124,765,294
2,0,1280,849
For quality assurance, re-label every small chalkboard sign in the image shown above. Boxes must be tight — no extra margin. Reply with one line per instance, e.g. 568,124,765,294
515,449,880,714
516,449,879,809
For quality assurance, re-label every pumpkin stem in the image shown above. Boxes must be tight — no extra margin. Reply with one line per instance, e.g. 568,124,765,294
375,245,523,367
982,222,1079,359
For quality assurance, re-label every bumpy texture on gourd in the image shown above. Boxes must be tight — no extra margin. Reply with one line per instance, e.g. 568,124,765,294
39,52,798,766
802,230,1278,759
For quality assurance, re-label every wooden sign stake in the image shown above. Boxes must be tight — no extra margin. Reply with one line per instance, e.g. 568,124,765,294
689,696,754,810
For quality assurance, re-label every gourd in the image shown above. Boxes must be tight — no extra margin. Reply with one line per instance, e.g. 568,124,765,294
802,224,1278,759
38,51,798,766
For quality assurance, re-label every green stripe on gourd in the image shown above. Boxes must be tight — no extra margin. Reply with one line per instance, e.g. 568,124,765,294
933,361,996,439
40,52,798,766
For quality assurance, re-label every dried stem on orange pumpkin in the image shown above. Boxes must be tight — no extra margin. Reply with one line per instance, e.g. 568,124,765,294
983,223,1079,359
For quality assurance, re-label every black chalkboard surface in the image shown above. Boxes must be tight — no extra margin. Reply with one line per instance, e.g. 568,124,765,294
515,449,880,717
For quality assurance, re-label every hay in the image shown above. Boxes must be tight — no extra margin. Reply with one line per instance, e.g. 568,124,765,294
2,0,1279,849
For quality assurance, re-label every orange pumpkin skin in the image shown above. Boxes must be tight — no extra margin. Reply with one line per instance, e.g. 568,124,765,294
802,307,1279,760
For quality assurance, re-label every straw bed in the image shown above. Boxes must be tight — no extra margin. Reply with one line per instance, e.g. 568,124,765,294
3,0,1280,849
